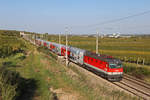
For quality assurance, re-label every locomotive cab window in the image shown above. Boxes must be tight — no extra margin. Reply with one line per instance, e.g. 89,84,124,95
109,63,122,69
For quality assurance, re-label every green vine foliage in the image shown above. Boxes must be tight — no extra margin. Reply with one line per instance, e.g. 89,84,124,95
0,30,26,58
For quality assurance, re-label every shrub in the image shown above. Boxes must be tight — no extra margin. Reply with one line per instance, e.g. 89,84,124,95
123,64,150,79
0,67,19,100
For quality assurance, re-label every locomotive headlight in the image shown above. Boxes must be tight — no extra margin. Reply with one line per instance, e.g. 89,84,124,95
106,64,108,67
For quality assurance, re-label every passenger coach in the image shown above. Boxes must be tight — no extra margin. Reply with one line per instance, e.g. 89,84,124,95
35,38,123,82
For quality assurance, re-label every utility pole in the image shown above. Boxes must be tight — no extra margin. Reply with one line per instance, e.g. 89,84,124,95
59,32,61,45
42,34,44,40
65,27,68,67
59,32,61,54
34,33,36,45
96,31,99,54
58,32,61,56
30,34,31,42
40,34,42,39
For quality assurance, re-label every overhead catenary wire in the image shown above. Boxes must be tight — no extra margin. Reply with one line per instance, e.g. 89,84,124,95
71,10,150,30
87,10,150,28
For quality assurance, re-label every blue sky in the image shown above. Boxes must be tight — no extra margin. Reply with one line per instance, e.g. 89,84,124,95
0,0,150,34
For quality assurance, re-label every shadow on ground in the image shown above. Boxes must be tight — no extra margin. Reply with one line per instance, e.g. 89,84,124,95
2,61,23,68
0,67,38,100
16,78,38,100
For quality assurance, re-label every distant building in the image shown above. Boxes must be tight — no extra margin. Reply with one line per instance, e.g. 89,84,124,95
106,33,132,38
20,32,25,37
108,33,120,38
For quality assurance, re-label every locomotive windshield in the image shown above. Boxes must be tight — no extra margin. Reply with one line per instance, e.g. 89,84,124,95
109,63,122,69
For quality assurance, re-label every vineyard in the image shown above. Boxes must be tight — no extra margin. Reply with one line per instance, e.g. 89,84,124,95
41,34,150,65
0,30,27,58
0,30,23,100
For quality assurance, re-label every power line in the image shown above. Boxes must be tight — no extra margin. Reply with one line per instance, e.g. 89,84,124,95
72,10,150,29
88,10,150,27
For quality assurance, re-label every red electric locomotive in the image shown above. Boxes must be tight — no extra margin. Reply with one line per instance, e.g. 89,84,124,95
83,51,123,81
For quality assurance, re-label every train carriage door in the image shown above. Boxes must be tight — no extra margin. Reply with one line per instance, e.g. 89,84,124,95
75,50,79,63
78,52,84,65
58,45,61,55
67,48,70,56
49,43,51,50
73,49,77,60
61,47,65,56
70,49,77,63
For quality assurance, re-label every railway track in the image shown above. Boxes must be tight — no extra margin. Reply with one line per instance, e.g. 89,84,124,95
68,59,150,99
124,74,150,90
58,56,150,99
113,74,150,100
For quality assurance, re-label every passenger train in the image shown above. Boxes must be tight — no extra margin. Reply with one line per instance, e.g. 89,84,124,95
35,38,123,81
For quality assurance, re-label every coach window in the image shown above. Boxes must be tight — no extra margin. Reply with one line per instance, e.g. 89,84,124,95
96,60,98,63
